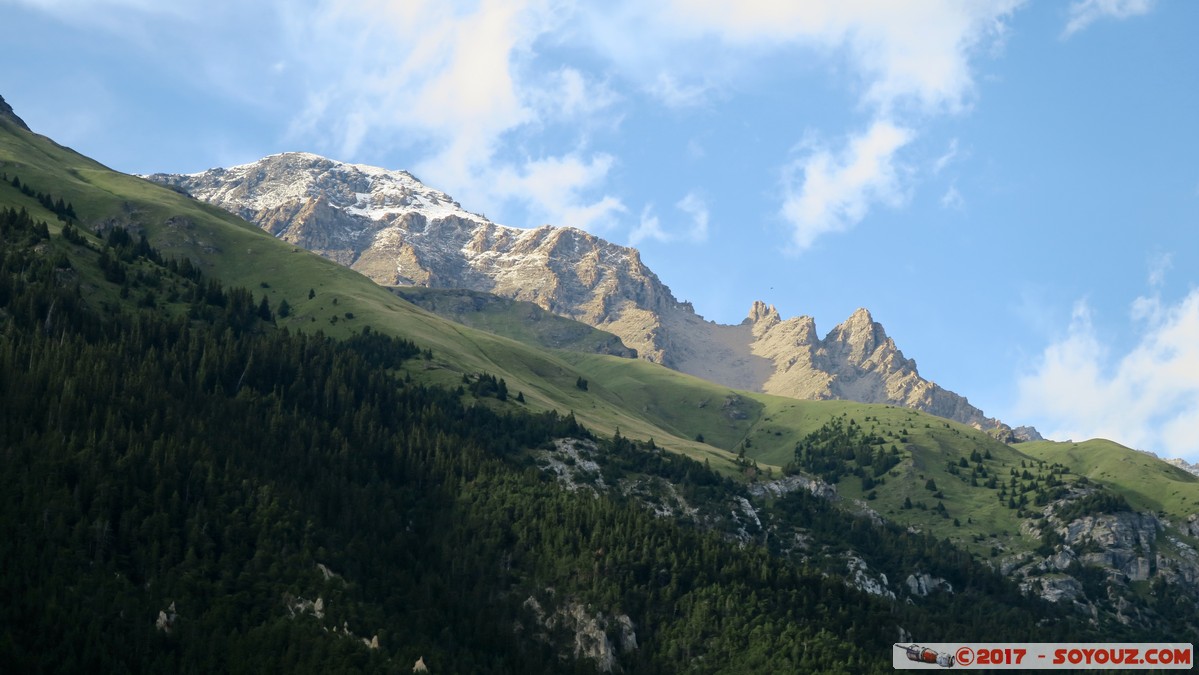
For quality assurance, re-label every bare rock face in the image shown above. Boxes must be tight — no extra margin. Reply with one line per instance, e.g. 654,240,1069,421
522,596,636,673
905,572,953,597
1059,512,1159,581
1167,458,1199,477
155,602,178,633
147,154,682,362
147,153,1032,435
1021,575,1084,604
0,94,30,131
748,305,1016,434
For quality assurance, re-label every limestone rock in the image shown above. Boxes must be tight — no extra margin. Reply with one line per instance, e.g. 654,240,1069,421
846,555,896,599
148,154,1035,435
905,573,952,597
1021,575,1084,604
0,94,30,132
746,474,838,501
155,601,177,633
521,596,636,673
1011,426,1044,442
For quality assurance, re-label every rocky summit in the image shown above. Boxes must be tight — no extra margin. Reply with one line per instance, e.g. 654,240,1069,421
147,152,1037,439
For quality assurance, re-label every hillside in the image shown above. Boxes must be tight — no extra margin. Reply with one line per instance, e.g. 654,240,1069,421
1,98,1124,672
4,96,1199,666
392,286,637,358
0,106,751,470
147,153,1036,439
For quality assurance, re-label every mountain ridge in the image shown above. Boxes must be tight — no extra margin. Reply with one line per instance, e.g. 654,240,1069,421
147,151,1039,440
0,94,30,132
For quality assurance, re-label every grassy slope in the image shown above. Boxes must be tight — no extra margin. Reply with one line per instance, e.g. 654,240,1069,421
1020,439,1199,518
0,117,751,470
392,286,636,357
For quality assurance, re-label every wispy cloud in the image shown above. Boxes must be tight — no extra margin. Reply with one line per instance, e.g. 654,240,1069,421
940,184,965,210
490,153,626,231
780,120,912,252
1015,287,1199,461
644,1,1021,249
629,191,711,245
1147,251,1173,288
933,138,960,174
647,72,711,108
1062,0,1155,38
278,0,627,232
675,191,710,242
657,1,1024,115
629,206,667,246
12,0,1027,247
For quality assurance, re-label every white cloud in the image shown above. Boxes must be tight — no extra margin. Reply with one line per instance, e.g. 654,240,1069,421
1015,290,1199,461
1062,0,1155,38
13,0,1027,246
278,0,626,232
656,0,1023,114
940,184,965,210
286,0,539,170
490,153,626,231
647,72,712,108
675,191,710,242
780,120,913,252
628,191,710,245
933,138,960,174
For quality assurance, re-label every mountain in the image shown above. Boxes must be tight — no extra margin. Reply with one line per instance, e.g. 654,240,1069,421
0,94,30,131
3,101,1126,672
1169,458,1199,477
7,94,1199,665
148,153,1038,440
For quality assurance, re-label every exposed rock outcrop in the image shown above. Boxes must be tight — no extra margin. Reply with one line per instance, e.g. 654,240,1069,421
905,573,953,597
0,94,30,132
522,596,636,673
286,594,325,619
847,555,896,599
746,474,838,501
1166,458,1199,477
155,601,178,634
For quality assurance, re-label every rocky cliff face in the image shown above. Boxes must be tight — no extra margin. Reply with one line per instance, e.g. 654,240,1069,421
147,152,1031,435
1166,458,1199,477
146,153,684,362
745,303,1030,436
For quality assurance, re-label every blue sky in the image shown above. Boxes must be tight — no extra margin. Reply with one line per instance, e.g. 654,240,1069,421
4,0,1198,460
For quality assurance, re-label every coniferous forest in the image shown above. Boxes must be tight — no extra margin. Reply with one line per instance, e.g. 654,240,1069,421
0,204,1157,673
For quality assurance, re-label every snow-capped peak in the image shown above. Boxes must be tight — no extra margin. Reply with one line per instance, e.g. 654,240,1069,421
162,151,495,227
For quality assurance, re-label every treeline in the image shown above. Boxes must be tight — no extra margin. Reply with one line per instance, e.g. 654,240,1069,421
2,171,76,221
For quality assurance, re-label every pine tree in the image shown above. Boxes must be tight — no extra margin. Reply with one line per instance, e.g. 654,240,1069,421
257,295,273,322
